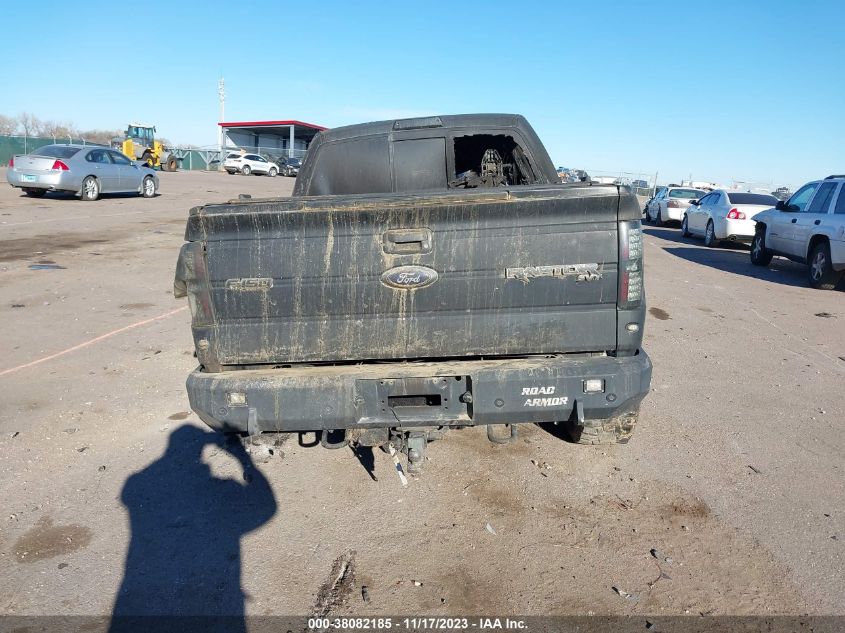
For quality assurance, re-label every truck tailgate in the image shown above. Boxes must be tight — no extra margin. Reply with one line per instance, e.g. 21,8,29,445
177,184,621,367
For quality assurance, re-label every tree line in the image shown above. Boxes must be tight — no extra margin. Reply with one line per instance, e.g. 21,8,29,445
0,112,122,145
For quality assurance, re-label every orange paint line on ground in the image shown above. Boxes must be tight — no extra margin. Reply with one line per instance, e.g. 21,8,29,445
0,306,189,378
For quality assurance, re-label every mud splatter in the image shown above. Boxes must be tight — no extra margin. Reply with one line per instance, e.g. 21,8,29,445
168,411,191,421
14,517,93,563
649,307,671,321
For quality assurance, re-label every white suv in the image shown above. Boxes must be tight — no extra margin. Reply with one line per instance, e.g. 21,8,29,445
223,153,279,177
750,175,845,289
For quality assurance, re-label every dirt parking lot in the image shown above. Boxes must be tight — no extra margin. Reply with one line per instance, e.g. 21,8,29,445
0,170,843,621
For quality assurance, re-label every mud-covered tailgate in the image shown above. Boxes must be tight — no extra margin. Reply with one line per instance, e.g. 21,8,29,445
176,184,624,369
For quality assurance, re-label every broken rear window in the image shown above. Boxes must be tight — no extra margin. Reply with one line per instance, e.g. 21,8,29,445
450,134,536,188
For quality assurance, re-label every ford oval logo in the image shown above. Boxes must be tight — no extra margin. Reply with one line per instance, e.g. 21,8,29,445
380,265,439,290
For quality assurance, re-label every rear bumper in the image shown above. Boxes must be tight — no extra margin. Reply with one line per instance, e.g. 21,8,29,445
7,169,79,191
720,217,756,241
664,206,686,221
187,351,652,434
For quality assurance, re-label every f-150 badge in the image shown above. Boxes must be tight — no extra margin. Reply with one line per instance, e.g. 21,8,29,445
505,263,602,284
381,265,439,290
225,278,273,290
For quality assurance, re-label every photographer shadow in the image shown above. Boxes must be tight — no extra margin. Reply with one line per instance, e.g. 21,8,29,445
110,425,277,633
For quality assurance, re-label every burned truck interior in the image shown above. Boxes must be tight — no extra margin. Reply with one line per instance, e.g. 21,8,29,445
450,134,536,188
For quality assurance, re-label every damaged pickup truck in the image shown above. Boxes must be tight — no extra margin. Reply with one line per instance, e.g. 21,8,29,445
174,114,651,471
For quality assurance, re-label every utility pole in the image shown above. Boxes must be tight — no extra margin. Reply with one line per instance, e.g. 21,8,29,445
217,77,225,170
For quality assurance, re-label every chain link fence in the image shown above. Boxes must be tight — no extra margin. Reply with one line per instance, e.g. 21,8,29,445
0,134,110,165
0,135,312,171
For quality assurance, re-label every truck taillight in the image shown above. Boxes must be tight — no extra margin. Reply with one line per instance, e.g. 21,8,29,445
618,221,643,308
192,245,215,326
727,208,745,220
8,156,13,168
175,242,215,325
667,199,681,208
51,160,69,171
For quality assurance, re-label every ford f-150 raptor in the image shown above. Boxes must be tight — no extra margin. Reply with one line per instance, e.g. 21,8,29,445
174,114,652,471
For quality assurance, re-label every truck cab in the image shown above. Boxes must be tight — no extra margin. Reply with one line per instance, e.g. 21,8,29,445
293,114,555,196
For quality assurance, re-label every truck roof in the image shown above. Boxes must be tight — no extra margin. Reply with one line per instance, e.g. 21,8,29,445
316,113,534,143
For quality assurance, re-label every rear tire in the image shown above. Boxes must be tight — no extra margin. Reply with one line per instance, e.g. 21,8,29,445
23,188,46,198
81,176,99,201
141,176,155,198
681,214,691,237
808,242,842,290
750,230,773,266
241,165,251,176
571,410,639,445
167,157,178,172
703,220,719,247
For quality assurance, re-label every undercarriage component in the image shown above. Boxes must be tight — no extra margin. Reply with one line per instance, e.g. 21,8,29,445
355,427,390,447
406,431,427,473
566,409,639,445
320,429,350,450
380,426,450,474
487,423,518,444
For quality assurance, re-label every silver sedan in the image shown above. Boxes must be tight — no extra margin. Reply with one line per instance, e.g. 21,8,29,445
6,144,159,201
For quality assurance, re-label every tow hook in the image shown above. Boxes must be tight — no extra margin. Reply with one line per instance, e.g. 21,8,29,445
320,429,349,450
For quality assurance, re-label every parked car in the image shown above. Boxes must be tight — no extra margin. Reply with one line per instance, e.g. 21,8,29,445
174,114,652,473
750,175,845,289
6,144,159,201
280,157,302,177
644,187,706,225
642,186,667,214
682,190,778,247
223,153,279,176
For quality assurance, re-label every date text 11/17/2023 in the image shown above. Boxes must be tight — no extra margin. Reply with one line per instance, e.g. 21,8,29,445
307,617,528,630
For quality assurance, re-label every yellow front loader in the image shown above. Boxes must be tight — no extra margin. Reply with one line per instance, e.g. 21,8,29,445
111,124,180,171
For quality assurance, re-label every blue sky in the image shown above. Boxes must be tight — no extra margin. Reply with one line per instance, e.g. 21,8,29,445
2,0,843,188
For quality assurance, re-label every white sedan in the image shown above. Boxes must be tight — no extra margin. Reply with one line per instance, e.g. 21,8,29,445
223,153,279,177
682,190,778,247
645,187,707,225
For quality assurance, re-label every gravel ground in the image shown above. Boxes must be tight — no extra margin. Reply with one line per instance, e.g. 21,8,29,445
0,171,842,620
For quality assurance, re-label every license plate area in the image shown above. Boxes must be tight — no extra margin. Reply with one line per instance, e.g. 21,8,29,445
356,376,471,425
21,175,37,182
